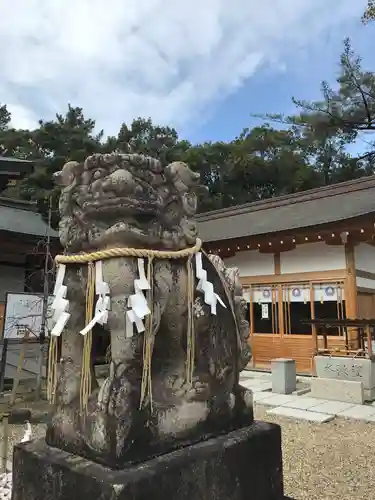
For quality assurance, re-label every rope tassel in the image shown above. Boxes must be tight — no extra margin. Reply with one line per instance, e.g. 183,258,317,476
80,262,95,411
186,256,195,386
48,263,70,404
47,336,59,403
139,257,154,410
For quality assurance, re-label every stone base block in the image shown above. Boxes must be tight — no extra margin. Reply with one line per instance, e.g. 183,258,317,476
365,387,375,401
271,359,296,395
310,377,364,404
12,422,285,500
314,356,375,401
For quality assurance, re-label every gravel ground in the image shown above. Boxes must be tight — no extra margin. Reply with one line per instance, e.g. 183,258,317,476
256,405,375,500
2,407,375,499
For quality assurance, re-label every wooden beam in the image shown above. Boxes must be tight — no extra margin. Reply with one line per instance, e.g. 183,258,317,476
358,286,375,294
240,269,347,286
356,269,375,281
205,215,375,255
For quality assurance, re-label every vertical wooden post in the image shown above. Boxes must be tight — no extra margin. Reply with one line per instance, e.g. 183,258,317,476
274,253,281,275
310,281,319,375
274,253,283,336
249,286,255,368
345,241,358,349
366,325,373,358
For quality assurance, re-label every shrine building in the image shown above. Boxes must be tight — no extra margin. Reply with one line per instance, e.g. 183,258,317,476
0,157,59,335
197,176,375,374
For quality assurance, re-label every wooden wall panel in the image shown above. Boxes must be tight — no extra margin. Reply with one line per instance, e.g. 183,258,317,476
251,334,346,374
281,335,315,373
251,335,283,371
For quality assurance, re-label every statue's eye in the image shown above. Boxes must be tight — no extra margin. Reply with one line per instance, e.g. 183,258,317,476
93,169,106,179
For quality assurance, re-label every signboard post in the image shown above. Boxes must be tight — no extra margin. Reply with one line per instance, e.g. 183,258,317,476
0,293,53,395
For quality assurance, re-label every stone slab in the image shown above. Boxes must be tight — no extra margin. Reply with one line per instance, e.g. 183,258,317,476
241,380,272,392
310,377,364,404
337,404,375,421
257,394,296,407
308,401,356,416
241,370,270,380
266,406,334,423
12,422,285,500
253,392,274,403
314,356,375,399
281,397,329,410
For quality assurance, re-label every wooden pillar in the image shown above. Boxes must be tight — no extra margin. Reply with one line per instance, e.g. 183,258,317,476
274,253,281,275
274,253,284,337
345,242,358,348
345,242,357,317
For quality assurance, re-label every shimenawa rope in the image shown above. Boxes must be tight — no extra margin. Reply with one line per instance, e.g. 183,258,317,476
50,239,202,412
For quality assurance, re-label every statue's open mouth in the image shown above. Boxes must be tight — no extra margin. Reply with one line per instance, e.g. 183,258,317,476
82,196,161,218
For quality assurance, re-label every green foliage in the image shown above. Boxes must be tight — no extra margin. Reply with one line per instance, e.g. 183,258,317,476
362,1,375,23
254,38,375,185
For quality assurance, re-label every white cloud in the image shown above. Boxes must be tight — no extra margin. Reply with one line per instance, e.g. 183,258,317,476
0,0,367,136
6,104,37,131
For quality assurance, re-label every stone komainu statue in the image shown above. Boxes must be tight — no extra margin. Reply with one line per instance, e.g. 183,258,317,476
46,153,252,468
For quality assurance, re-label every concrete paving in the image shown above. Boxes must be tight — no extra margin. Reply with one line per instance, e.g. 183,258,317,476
307,401,356,416
281,397,330,410
258,394,297,407
241,380,272,392
239,371,375,424
338,404,375,421
267,406,335,423
252,391,274,403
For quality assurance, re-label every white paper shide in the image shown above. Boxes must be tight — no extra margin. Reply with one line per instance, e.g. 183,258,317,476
80,261,111,335
50,264,71,336
126,258,151,338
195,253,226,315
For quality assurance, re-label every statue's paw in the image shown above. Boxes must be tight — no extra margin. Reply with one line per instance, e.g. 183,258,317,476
171,375,186,391
242,388,253,410
96,361,128,411
158,400,209,440
175,378,210,403
97,378,111,411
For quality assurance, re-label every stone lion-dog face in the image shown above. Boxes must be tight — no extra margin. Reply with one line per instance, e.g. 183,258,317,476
54,153,205,253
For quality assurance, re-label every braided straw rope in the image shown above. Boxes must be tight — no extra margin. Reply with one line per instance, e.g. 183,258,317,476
52,238,203,412
55,239,202,264
80,262,95,411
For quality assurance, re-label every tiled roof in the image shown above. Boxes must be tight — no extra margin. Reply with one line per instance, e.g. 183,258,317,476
196,176,375,242
0,198,58,238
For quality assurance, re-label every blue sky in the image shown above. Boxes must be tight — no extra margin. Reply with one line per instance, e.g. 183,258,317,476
191,16,375,145
0,0,372,150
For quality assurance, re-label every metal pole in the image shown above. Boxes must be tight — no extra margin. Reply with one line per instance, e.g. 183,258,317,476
35,196,52,400
0,339,9,395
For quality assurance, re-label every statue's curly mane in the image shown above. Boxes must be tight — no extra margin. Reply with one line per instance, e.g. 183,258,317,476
55,153,203,253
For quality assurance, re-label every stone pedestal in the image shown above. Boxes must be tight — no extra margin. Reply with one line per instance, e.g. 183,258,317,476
314,356,375,401
271,359,296,395
310,377,364,404
12,422,286,500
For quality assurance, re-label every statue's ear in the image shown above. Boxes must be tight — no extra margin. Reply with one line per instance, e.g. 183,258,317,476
53,161,81,187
